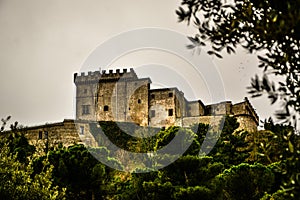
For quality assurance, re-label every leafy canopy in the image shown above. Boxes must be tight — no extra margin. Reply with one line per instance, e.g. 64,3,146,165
176,0,300,129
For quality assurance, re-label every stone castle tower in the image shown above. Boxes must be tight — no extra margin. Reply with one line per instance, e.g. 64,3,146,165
74,68,259,131
74,68,151,126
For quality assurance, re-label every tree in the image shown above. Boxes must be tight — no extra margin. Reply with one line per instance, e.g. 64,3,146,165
192,116,250,167
131,156,224,200
217,163,275,200
0,146,66,200
176,0,300,130
34,144,121,199
250,118,295,164
176,2,300,197
262,120,300,199
0,116,35,163
0,117,65,200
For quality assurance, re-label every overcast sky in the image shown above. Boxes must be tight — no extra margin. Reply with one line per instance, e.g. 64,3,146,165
0,0,276,128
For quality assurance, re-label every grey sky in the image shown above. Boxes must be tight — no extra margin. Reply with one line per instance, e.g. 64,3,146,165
0,0,275,127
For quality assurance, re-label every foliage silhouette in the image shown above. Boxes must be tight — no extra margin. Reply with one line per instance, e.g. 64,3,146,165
176,0,300,130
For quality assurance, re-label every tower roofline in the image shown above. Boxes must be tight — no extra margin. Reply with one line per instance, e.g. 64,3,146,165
74,68,141,84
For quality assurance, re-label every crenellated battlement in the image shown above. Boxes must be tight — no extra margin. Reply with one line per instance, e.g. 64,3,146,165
74,68,138,84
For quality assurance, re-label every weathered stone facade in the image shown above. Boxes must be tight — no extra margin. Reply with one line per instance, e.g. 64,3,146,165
13,68,259,151
148,88,186,127
74,69,151,126
13,119,102,153
74,68,259,131
19,119,80,153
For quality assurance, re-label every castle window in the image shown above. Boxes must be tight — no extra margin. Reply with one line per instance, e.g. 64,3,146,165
38,131,42,139
84,89,87,94
151,94,155,99
79,126,84,135
150,110,155,118
104,105,109,111
168,109,173,116
44,131,48,139
82,105,90,115
169,92,173,97
138,99,141,104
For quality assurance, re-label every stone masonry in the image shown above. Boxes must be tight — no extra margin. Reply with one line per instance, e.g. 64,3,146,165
74,68,259,131
15,68,259,151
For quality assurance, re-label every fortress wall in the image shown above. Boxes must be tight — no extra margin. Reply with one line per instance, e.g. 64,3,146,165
187,101,205,117
187,102,200,117
205,101,232,115
179,116,224,131
149,89,177,127
96,81,118,121
174,90,187,118
23,120,80,154
127,80,150,126
235,115,258,132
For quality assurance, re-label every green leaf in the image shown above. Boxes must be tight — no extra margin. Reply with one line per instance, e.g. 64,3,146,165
186,44,195,49
226,46,235,54
207,50,215,55
288,141,294,153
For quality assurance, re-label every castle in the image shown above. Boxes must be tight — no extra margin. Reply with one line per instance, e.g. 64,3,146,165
12,68,259,151
74,68,259,131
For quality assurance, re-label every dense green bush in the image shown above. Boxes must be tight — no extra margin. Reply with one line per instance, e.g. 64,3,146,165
217,163,275,200
0,146,66,200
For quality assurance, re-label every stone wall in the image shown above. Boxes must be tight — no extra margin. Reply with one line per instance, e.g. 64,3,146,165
174,89,187,118
76,121,98,147
16,120,103,154
74,70,110,121
95,77,150,126
22,119,80,154
231,98,259,125
149,88,185,127
126,79,150,126
235,115,258,132
75,68,151,126
179,114,257,132
187,100,205,117
205,101,232,115
179,116,224,131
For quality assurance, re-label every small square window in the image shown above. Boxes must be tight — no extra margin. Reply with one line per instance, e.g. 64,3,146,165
104,105,109,111
168,109,173,116
169,92,173,97
150,110,155,118
79,126,84,135
44,131,48,139
38,131,42,139
138,99,141,104
82,105,90,115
